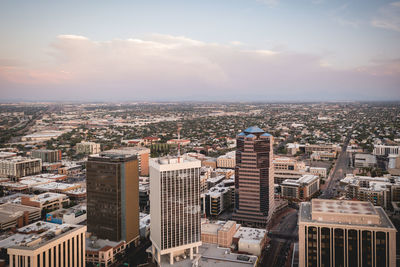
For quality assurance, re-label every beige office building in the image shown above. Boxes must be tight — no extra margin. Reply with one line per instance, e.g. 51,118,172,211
281,175,320,201
217,151,235,169
299,199,396,267
0,157,42,180
76,141,101,155
150,156,202,265
273,156,307,184
1,222,86,267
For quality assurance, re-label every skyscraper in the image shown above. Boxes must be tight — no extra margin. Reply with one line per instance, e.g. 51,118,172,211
232,126,275,227
150,156,202,265
86,149,140,245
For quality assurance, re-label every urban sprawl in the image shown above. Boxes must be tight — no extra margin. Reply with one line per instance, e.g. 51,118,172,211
0,102,399,267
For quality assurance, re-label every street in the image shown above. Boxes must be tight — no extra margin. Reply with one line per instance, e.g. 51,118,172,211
319,128,353,199
260,209,298,267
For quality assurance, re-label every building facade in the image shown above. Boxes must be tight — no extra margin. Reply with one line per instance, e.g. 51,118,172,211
232,126,275,227
281,175,320,201
86,150,139,245
31,149,61,163
340,174,400,209
0,157,42,181
273,156,307,184
76,142,101,155
150,156,202,265
100,147,150,176
0,203,41,231
217,151,236,169
373,144,400,156
298,199,396,267
4,222,86,267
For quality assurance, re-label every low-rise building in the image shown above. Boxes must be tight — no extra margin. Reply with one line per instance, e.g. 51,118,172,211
354,153,377,168
310,151,336,161
46,204,87,225
0,152,17,159
201,220,237,248
21,192,70,211
85,235,126,267
340,174,400,209
0,221,86,267
286,143,302,155
201,186,232,216
305,143,340,154
0,203,41,231
167,139,190,146
233,227,267,256
21,130,65,142
373,144,400,156
217,151,235,169
273,157,307,184
281,175,320,201
140,213,151,238
309,167,327,178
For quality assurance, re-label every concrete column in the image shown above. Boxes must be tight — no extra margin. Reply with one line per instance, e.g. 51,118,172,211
31,255,37,267
45,250,49,267
157,249,160,264
69,240,73,267
74,237,78,267
152,245,155,262
9,254,13,267
190,247,193,259
170,252,174,265
195,246,199,254
55,245,59,267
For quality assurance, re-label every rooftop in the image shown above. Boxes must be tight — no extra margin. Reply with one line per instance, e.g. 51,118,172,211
0,221,84,250
243,126,265,134
100,147,150,156
233,227,266,244
299,199,396,230
0,203,40,223
159,243,257,267
26,192,68,204
85,236,124,252
0,157,41,164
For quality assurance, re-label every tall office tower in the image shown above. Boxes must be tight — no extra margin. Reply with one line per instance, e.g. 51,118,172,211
86,149,139,245
101,147,150,176
232,126,274,227
150,156,202,265
299,199,397,267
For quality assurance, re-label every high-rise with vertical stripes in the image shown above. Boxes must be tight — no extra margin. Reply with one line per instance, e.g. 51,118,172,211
232,126,275,227
150,156,202,265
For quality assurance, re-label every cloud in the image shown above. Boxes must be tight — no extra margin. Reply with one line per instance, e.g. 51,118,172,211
371,2,400,32
0,34,399,101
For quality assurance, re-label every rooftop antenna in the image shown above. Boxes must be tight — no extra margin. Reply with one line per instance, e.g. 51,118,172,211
177,123,182,161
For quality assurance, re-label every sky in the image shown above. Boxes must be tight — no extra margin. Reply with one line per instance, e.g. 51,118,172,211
0,0,399,102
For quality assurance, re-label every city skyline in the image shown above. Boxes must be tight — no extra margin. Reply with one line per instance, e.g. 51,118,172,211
1,0,400,102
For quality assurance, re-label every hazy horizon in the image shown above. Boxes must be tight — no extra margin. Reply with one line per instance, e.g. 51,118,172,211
1,0,399,101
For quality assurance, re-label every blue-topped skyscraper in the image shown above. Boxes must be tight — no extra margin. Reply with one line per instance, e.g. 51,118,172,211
232,126,275,227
